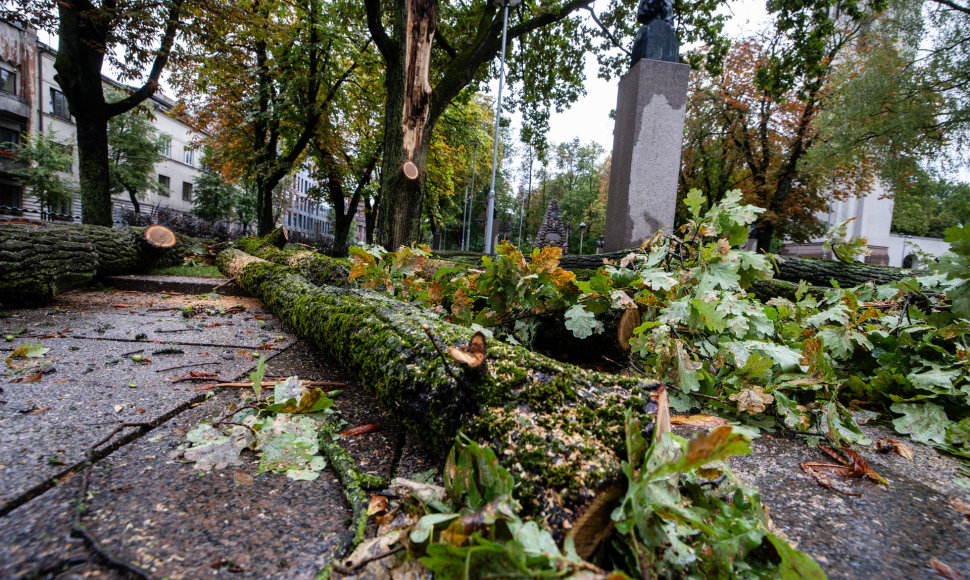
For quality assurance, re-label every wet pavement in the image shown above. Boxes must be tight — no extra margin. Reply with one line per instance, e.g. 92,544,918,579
0,284,434,579
0,280,967,579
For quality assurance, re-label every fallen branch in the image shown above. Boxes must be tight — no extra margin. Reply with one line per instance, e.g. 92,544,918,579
216,247,660,530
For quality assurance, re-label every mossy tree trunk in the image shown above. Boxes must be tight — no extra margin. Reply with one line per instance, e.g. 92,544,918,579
0,223,193,306
217,248,659,530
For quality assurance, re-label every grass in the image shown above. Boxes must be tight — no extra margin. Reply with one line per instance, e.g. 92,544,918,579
149,262,223,278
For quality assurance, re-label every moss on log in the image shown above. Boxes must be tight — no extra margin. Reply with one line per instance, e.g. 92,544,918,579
234,233,351,287
216,248,659,529
0,223,194,306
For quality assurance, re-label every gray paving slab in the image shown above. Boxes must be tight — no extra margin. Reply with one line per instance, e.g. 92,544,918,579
0,388,349,580
728,426,970,579
0,336,288,512
0,290,294,348
0,283,432,580
104,274,246,296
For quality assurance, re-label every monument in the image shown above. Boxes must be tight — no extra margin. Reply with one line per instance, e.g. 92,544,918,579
533,199,569,253
603,0,689,251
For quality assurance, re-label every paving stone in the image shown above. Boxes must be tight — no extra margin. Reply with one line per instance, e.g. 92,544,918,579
728,426,970,579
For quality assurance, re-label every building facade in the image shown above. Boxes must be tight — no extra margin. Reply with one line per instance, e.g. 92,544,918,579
780,182,952,268
0,19,201,223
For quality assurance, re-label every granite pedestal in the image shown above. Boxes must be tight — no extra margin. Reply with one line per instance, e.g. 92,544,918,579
604,58,690,251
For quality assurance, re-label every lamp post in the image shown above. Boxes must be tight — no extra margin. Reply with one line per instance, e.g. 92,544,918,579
463,140,481,251
484,0,520,255
578,221,586,255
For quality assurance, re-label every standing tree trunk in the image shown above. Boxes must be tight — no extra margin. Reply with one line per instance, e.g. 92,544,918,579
52,0,183,226
376,0,436,250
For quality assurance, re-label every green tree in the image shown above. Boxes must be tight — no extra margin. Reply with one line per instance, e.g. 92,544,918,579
6,0,186,225
233,185,258,234
9,130,75,216
192,161,239,222
106,92,165,214
173,0,358,235
364,0,731,250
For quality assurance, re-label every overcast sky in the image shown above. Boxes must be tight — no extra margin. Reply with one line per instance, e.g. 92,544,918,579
529,0,771,156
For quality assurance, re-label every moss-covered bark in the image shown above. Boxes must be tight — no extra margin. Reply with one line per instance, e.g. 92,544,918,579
217,248,659,528
0,223,195,306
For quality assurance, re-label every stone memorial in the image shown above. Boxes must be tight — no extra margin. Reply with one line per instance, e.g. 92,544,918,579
603,0,689,251
533,199,569,253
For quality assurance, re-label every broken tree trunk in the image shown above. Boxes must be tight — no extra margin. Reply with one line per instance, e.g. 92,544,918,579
217,248,660,531
555,251,921,289
0,223,193,306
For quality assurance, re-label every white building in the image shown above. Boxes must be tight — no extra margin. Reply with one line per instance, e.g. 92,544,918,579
284,168,332,238
0,19,202,223
781,181,951,268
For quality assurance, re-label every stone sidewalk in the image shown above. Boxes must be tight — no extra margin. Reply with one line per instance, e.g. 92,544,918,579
0,281,435,579
0,279,968,579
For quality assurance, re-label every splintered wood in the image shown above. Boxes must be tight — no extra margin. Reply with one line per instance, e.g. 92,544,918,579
400,0,435,180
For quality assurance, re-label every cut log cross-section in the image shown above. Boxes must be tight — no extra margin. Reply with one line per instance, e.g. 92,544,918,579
216,248,661,532
0,223,195,306
143,224,177,248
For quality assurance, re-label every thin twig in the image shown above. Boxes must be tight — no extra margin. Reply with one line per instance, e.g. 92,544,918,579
154,328,203,333
72,422,154,579
154,361,221,373
212,403,259,427
121,348,145,357
421,324,460,382
332,545,405,574
211,277,237,293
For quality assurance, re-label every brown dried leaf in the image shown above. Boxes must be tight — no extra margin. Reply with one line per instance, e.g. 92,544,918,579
653,385,671,442
800,462,861,497
8,371,43,384
949,497,970,518
339,424,383,438
874,438,914,461
367,495,389,517
930,558,964,580
448,332,487,367
729,387,774,414
670,414,729,428
27,406,51,415
617,308,641,352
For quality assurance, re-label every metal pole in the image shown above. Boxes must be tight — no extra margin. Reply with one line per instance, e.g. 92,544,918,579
465,141,479,251
461,181,470,251
579,222,586,255
484,0,511,255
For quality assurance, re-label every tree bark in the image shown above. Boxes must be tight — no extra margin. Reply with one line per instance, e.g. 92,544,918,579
0,223,195,306
53,0,183,227
553,251,920,288
216,247,659,531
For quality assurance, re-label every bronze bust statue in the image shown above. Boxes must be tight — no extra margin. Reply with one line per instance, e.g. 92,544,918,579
631,0,679,66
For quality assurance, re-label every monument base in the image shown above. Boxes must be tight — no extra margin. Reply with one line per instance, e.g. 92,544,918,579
604,58,690,252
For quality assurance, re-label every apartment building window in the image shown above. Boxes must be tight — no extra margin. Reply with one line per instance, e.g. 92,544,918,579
50,89,71,120
158,174,171,196
183,146,194,166
0,126,18,156
52,142,73,173
0,69,15,94
0,181,22,208
159,137,171,158
182,181,193,201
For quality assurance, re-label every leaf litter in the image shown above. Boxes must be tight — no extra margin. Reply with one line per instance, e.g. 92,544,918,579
181,355,337,481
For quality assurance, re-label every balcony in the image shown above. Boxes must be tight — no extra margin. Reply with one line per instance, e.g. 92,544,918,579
0,91,29,122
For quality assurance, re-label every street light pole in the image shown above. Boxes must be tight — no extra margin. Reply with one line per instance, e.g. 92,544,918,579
463,140,480,251
484,0,519,255
579,221,586,255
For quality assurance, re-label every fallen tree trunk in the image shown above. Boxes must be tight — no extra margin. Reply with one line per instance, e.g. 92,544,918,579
216,248,660,532
0,223,195,306
556,250,921,287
